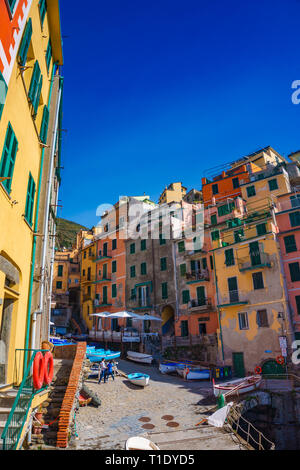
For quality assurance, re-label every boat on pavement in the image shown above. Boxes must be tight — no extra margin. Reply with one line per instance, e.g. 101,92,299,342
125,436,159,450
127,373,150,387
159,360,194,374
86,349,121,362
213,375,262,396
127,350,153,364
176,366,210,380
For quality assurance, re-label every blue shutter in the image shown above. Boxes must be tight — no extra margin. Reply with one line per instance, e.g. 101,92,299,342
18,18,32,66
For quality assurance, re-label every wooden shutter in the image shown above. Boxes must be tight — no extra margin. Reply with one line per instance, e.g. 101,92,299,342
40,106,49,144
18,19,32,66
0,123,18,193
28,61,41,106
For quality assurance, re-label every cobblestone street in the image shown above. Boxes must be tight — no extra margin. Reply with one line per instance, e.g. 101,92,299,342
71,360,240,450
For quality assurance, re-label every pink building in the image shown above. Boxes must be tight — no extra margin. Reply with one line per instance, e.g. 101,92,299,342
276,192,300,339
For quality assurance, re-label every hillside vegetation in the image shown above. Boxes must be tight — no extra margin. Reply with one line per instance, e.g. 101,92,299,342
55,217,88,250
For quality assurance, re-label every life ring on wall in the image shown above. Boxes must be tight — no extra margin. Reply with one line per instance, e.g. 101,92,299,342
43,351,54,385
276,355,285,365
254,366,262,375
33,352,45,390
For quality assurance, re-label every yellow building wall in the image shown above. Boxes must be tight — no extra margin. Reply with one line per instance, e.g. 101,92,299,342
81,242,96,330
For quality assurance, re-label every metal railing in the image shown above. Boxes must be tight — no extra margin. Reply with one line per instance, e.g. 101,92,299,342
238,251,271,271
1,349,49,450
218,290,249,306
186,270,209,282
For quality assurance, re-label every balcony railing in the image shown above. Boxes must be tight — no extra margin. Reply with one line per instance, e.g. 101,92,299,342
93,299,112,307
130,297,152,309
186,270,209,283
188,298,213,312
217,290,249,307
81,274,96,283
95,250,112,261
237,251,271,272
95,275,111,283
89,329,140,343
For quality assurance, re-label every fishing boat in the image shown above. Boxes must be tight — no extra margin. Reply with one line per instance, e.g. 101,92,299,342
87,350,121,362
127,351,153,364
159,360,194,374
213,375,262,397
176,366,210,380
125,436,159,450
127,373,150,387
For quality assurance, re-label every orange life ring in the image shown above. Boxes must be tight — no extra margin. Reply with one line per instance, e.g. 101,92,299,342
43,351,54,385
33,352,45,390
255,366,262,375
276,355,285,365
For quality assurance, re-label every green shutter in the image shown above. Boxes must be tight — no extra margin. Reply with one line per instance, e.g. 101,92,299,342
246,185,256,197
225,248,234,266
160,257,167,271
141,239,146,251
268,179,278,191
0,123,18,193
178,241,185,252
130,266,136,278
58,265,63,277
33,75,43,117
0,71,8,120
180,264,186,277
284,235,297,253
182,290,190,304
218,202,234,217
234,229,244,242
28,61,41,106
141,262,147,275
39,0,47,26
40,106,49,144
180,320,189,337
112,260,117,273
159,233,166,245
162,282,168,299
18,18,32,66
130,243,135,254
211,214,217,225
289,212,300,228
24,173,36,225
112,284,117,298
289,263,300,282
46,40,52,71
256,223,267,236
211,230,220,241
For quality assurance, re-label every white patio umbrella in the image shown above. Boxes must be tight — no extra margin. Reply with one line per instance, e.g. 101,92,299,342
137,314,163,321
90,312,111,317
106,311,138,318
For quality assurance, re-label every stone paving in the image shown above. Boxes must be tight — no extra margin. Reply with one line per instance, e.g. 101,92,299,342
71,359,241,450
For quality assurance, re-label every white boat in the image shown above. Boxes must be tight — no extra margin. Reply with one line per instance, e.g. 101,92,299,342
125,436,160,450
159,362,179,374
127,351,153,364
213,375,262,397
127,373,150,387
176,366,210,380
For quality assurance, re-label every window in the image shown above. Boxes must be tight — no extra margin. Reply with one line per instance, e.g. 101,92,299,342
28,61,42,116
252,272,264,290
160,257,167,271
112,260,117,273
0,71,7,121
130,266,136,278
39,0,47,26
162,282,168,299
83,252,86,259
180,320,189,337
256,223,267,236
202,258,207,269
289,262,300,282
210,256,214,270
284,235,297,253
290,195,300,208
238,312,249,330
211,214,217,225
212,184,219,195
211,230,220,241
232,177,240,189
234,229,244,243
18,18,32,66
141,262,147,275
58,265,63,277
295,296,300,315
225,248,234,266
24,173,36,226
182,290,190,304
130,243,135,254
56,281,62,289
218,202,235,217
180,264,186,277
141,239,147,251
198,322,207,335
289,212,300,228
112,239,117,250
268,179,278,191
112,284,117,298
0,123,18,194
159,234,166,245
130,288,136,300
40,106,49,143
45,40,52,72
257,309,269,327
82,269,85,276
178,241,185,252
246,185,256,197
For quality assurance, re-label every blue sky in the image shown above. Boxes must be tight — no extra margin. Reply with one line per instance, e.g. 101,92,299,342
58,0,300,228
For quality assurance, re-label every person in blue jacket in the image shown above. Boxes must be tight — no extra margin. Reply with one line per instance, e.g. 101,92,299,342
105,360,115,382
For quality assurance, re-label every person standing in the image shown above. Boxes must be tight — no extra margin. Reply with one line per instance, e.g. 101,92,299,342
98,358,107,384
105,361,115,382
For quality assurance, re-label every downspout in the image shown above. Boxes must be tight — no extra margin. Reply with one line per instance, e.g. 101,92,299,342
24,63,58,368
212,249,225,363
47,187,59,339
30,76,62,350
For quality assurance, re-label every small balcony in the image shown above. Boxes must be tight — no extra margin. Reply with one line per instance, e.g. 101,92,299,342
238,251,272,272
217,290,249,307
130,297,152,310
94,250,112,261
188,297,213,313
81,274,96,284
95,275,112,283
94,299,112,307
186,270,209,284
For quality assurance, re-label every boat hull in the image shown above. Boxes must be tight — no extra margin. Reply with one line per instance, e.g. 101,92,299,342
213,376,262,396
127,352,153,364
87,351,121,362
125,437,159,450
159,362,178,374
127,373,150,387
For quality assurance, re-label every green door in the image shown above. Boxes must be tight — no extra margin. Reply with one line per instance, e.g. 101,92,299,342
261,359,285,377
103,263,107,279
232,352,245,377
249,241,261,266
102,286,108,304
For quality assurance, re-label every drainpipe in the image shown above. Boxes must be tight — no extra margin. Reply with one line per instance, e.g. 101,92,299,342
212,250,225,363
30,78,62,351
24,63,58,368
47,188,59,340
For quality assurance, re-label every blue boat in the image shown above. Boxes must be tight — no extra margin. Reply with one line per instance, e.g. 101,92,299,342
86,350,121,362
127,373,150,387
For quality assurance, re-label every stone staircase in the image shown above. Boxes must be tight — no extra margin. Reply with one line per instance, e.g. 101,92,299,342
0,389,19,448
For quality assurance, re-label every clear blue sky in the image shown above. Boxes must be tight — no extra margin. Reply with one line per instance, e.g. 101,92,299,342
58,0,300,228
